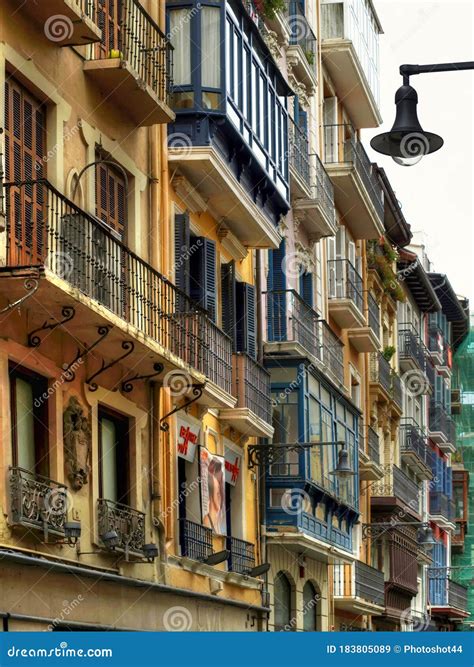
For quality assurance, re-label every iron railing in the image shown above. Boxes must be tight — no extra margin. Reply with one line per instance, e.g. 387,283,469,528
97,498,145,555
179,518,213,561
328,259,363,313
285,0,318,76
370,352,392,395
227,536,255,574
425,353,436,388
3,179,232,393
323,124,384,221
448,580,469,611
266,289,321,361
429,573,468,610
232,353,272,425
91,0,173,104
367,425,380,465
367,292,380,338
400,421,430,467
289,117,311,187
372,464,420,509
429,492,455,521
320,320,344,384
427,325,450,368
398,324,425,370
429,401,456,443
391,371,403,411
311,152,336,228
9,467,67,536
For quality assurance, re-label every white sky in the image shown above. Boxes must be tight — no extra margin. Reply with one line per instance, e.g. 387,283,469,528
363,0,474,303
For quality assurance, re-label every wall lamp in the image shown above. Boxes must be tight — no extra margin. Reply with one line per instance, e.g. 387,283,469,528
371,61,474,166
201,549,230,566
244,562,271,578
362,522,436,550
77,531,159,563
43,521,82,547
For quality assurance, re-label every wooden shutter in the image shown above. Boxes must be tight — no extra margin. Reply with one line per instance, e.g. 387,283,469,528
236,282,256,359
300,272,313,307
190,237,217,322
267,240,287,341
95,159,126,238
4,78,46,265
96,0,122,59
174,212,190,296
221,260,236,348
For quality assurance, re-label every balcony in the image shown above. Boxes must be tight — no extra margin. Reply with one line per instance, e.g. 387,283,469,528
320,0,381,128
371,464,420,518
179,518,213,562
429,402,456,452
391,371,403,413
334,560,385,613
425,354,436,392
265,289,321,362
427,325,451,375
220,353,274,438
328,259,364,329
429,492,455,527
12,0,102,46
284,1,318,89
97,498,145,556
320,320,345,389
227,536,255,575
429,574,469,618
2,179,234,408
398,324,426,373
324,125,384,239
8,467,67,538
400,421,432,480
369,352,392,402
84,0,173,125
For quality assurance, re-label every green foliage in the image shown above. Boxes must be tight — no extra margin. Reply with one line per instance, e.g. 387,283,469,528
383,346,396,362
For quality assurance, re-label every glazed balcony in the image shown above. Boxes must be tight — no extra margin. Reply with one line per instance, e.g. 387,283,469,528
226,536,255,575
429,574,469,618
358,424,383,482
84,0,174,125
11,0,102,46
334,560,385,613
400,421,432,480
97,498,145,556
2,179,233,408
320,0,382,128
220,353,273,438
179,518,213,562
284,1,318,88
371,464,420,517
429,492,455,526
328,259,364,329
324,125,384,239
8,467,68,538
429,401,456,452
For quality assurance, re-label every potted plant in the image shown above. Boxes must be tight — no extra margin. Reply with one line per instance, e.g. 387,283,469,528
383,345,396,362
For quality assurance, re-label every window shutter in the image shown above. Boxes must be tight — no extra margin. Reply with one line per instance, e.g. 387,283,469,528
300,272,313,307
446,466,452,498
236,282,256,359
190,237,217,322
95,158,126,238
174,212,190,296
267,240,287,341
221,260,236,347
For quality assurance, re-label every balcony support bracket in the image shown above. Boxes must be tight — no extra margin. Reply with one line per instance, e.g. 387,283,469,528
160,383,206,432
247,442,344,470
64,325,112,382
27,305,75,347
1,277,39,315
86,340,135,392
121,362,165,393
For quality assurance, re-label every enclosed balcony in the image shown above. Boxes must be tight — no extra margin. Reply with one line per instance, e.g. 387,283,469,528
97,498,145,557
166,0,292,248
11,0,102,46
284,0,318,89
220,353,274,437
2,179,234,408
328,259,364,329
84,0,174,125
9,467,68,538
371,464,420,518
324,124,384,239
320,0,382,128
429,574,469,619
400,421,432,480
429,402,456,452
429,492,455,526
334,560,385,614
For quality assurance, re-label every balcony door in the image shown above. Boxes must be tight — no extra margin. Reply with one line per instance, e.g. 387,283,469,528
96,0,122,59
4,78,47,265
98,408,130,506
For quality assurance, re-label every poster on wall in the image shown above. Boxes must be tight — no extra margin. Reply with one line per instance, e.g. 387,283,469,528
200,448,226,534
176,417,200,463
224,449,242,487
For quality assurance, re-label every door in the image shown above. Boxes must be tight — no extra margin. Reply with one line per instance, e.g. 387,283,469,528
96,0,122,59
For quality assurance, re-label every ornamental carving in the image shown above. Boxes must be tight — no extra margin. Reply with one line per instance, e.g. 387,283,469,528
63,396,91,490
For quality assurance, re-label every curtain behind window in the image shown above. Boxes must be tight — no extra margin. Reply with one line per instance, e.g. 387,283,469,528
201,7,220,88
169,9,192,85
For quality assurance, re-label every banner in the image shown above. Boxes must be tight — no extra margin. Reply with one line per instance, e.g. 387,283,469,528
176,418,200,462
225,449,242,486
200,448,226,534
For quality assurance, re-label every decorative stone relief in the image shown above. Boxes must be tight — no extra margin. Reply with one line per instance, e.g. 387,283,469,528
63,396,92,490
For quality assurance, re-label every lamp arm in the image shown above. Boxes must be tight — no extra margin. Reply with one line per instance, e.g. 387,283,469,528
400,61,474,84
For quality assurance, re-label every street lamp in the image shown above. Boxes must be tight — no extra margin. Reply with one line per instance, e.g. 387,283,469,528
371,61,474,166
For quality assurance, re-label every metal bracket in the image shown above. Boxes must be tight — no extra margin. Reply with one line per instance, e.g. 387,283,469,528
247,441,344,470
0,278,39,315
63,325,111,382
28,305,75,347
86,340,135,392
121,362,164,393
160,383,206,432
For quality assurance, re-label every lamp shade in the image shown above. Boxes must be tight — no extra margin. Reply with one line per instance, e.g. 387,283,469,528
329,448,356,478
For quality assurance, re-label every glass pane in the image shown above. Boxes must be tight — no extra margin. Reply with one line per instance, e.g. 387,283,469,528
202,7,220,88
15,378,35,471
169,9,192,86
101,417,117,502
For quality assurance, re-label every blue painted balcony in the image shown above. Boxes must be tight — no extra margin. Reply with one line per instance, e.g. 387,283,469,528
166,0,292,249
429,573,469,619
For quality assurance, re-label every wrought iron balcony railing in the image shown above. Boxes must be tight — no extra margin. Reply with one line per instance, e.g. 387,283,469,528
323,124,384,221
179,518,213,561
312,152,336,227
448,579,469,611
227,536,255,575
97,498,145,555
400,421,430,466
370,352,392,395
429,572,468,610
289,117,311,188
3,179,232,393
320,320,345,384
328,259,364,313
334,560,384,606
429,401,456,442
232,353,272,426
398,324,425,370
429,492,455,522
9,466,68,536
391,371,403,411
266,289,321,361
371,464,420,509
285,0,318,75
90,0,172,104
367,425,380,465
425,353,436,388
367,292,380,338
427,325,450,367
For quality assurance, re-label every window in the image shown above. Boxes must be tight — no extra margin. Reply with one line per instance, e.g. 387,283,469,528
10,366,49,477
221,261,257,358
95,155,127,238
274,571,293,631
168,9,192,86
98,408,130,506
303,581,320,631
